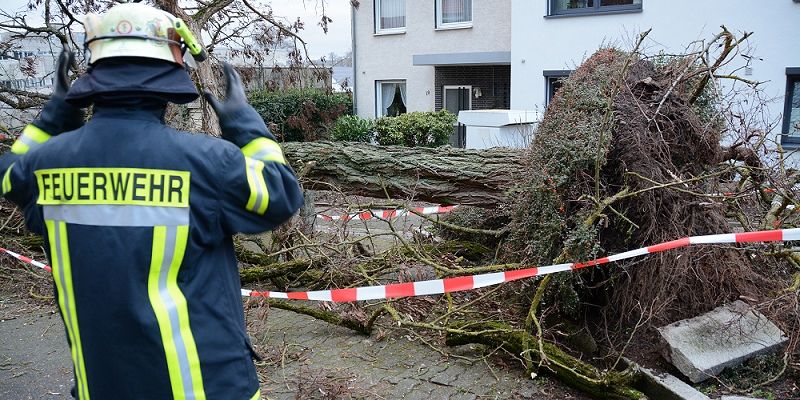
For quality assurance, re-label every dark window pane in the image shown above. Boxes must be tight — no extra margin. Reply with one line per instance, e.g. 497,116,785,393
444,89,460,114
444,87,471,114
547,76,567,103
789,81,800,136
601,0,640,5
553,0,593,12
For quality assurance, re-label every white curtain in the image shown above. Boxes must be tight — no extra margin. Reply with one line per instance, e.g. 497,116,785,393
398,83,407,107
381,83,396,116
379,0,406,30
441,0,471,24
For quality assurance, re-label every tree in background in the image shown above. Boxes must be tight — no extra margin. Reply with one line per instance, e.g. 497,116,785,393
0,0,355,135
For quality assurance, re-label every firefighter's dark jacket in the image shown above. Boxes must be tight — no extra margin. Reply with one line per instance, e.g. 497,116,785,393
0,96,303,399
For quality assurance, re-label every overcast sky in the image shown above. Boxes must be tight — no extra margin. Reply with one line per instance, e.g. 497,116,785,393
0,0,353,59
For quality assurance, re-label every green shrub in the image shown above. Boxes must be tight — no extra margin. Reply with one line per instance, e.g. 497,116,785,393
248,89,352,142
330,115,374,142
374,110,456,147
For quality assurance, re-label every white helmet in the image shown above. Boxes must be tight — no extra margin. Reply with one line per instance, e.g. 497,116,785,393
83,3,206,66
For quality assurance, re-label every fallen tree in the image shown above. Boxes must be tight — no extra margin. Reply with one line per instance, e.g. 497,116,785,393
3,28,798,400
282,141,523,207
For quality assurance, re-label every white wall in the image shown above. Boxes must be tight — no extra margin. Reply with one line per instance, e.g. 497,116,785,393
353,0,511,118
511,0,800,140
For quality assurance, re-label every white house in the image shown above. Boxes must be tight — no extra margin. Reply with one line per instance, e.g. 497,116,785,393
353,1,800,150
511,0,800,149
351,0,512,119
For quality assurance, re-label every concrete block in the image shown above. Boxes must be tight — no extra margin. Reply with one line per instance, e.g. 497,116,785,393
634,364,710,400
658,301,788,383
240,240,265,255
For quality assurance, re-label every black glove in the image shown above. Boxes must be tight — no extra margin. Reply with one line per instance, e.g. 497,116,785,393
204,63,274,147
32,46,84,135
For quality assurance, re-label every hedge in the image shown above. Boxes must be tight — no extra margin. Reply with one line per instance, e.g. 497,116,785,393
248,89,352,142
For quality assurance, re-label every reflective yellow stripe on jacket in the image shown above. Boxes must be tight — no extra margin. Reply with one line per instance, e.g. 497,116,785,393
148,225,206,400
11,124,51,154
244,158,269,215
46,219,90,399
241,137,286,165
1,164,13,195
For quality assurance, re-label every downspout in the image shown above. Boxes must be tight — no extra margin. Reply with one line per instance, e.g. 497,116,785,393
351,5,358,116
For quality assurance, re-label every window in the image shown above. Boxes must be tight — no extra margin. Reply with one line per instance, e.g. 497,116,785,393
376,80,407,117
549,0,642,16
375,0,406,34
436,0,472,29
544,70,572,105
443,86,472,116
782,68,800,146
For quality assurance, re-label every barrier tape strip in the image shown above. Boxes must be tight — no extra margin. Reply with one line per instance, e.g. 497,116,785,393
317,205,458,222
3,228,799,302
0,247,51,272
315,187,781,221
315,188,779,221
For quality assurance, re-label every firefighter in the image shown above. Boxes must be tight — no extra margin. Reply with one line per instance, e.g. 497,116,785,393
0,3,303,399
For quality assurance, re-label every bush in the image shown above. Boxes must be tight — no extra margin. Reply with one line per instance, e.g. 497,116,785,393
248,89,352,142
374,110,456,147
330,115,374,143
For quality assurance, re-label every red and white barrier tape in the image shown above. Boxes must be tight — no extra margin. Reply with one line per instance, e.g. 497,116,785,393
0,247,51,272
4,228,799,302
317,205,457,222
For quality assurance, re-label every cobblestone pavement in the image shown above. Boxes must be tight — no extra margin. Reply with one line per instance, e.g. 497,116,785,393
0,302,572,400
247,305,549,400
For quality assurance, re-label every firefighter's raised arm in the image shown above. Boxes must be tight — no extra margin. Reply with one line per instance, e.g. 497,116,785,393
0,47,84,207
205,63,304,234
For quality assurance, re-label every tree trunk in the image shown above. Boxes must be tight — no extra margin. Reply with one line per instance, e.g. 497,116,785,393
155,0,222,136
283,142,523,207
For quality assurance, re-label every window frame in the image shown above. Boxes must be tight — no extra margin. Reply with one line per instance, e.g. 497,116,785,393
374,0,407,35
781,67,800,147
436,0,473,30
375,79,408,117
547,0,642,17
544,70,572,106
442,85,473,119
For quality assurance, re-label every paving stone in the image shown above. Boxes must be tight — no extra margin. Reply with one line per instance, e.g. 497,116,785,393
657,301,788,383
515,384,539,399
392,378,422,394
430,369,460,386
634,363,710,400
448,393,478,400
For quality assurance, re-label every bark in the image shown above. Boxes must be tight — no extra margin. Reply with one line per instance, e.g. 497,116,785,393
238,259,322,284
283,142,523,207
261,299,371,335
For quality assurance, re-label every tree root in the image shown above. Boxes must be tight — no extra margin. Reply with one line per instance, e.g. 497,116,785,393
261,299,372,335
446,322,646,400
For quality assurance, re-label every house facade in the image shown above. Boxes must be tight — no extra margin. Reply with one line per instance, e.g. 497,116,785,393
511,0,800,148
351,0,512,119
352,1,800,150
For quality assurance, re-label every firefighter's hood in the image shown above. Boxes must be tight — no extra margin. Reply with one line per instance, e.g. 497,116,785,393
65,57,199,107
